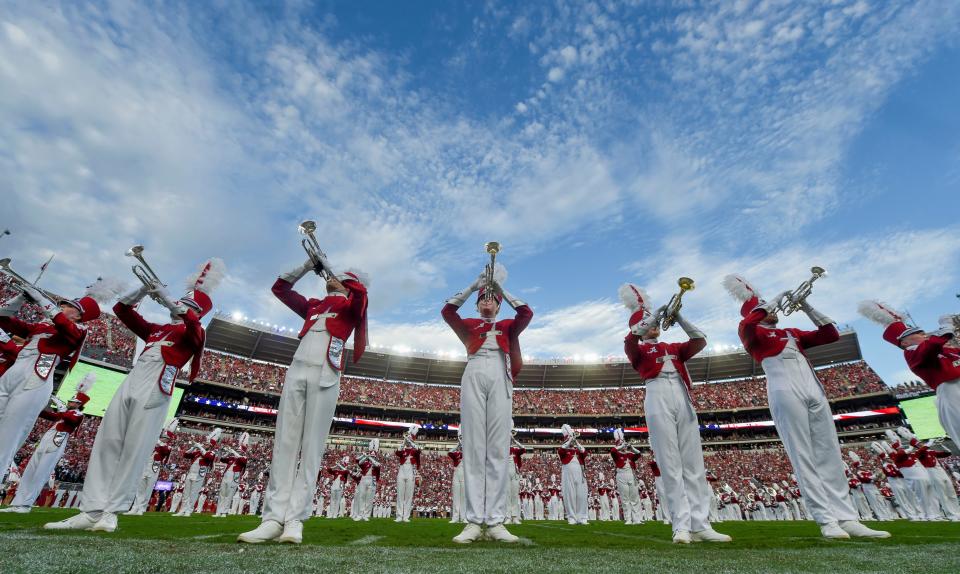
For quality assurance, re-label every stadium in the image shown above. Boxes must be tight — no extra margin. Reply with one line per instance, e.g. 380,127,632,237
3,2,960,573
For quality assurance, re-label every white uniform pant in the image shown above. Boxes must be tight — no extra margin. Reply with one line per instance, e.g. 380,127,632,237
262,352,340,524
328,486,343,517
80,349,171,514
851,488,872,519
929,466,960,520
0,352,54,476
561,460,588,523
547,496,559,520
534,495,545,520
887,477,918,519
170,491,183,513
762,353,857,525
180,472,203,515
450,465,465,521
641,496,653,521
861,484,888,520
396,463,415,520
460,349,512,526
314,494,325,517
132,462,160,513
249,491,261,515
936,381,960,447
507,468,521,521
901,466,938,519
217,477,238,515
598,495,611,520
231,491,243,514
354,475,376,520
10,428,68,508
645,374,713,533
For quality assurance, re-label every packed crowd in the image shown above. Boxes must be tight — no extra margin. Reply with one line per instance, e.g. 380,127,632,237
891,381,935,399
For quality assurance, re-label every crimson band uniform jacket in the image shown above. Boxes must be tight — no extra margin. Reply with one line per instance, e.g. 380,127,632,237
881,461,903,478
447,450,463,467
114,303,205,386
0,313,86,379
738,309,839,363
623,334,703,392
609,447,639,469
0,338,21,377
648,460,661,477
37,409,84,433
903,335,960,391
510,446,525,470
327,468,350,483
395,448,421,469
271,278,366,370
359,459,380,481
441,304,533,379
557,447,587,466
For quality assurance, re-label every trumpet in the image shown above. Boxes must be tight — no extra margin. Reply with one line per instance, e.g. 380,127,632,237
0,258,61,308
776,266,827,316
403,431,419,450
511,428,525,450
298,220,332,280
562,430,583,451
624,441,642,455
125,245,168,306
481,241,500,302
659,276,695,330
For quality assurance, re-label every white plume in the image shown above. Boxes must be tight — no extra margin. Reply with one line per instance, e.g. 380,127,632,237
186,258,227,293
164,418,180,435
857,300,906,326
369,438,380,452
409,423,420,437
613,428,624,443
884,430,900,444
238,431,250,448
722,274,760,302
848,451,861,463
75,372,96,394
939,314,957,330
340,268,371,287
206,427,223,443
85,277,127,305
492,262,507,286
561,423,573,437
618,283,650,312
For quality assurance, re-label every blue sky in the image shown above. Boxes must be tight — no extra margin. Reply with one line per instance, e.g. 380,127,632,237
2,0,959,386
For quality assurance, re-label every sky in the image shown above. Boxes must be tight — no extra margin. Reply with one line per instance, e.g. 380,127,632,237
2,0,959,387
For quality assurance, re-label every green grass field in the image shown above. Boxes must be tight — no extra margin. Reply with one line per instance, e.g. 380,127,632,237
1,510,958,573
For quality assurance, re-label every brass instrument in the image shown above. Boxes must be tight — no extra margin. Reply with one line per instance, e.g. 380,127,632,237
511,428,524,450
125,245,168,305
624,441,642,455
481,241,501,302
0,258,61,307
562,430,583,451
298,220,332,280
777,266,827,316
659,277,695,330
403,431,419,451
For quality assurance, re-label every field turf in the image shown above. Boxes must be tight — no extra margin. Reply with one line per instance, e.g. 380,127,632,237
1,509,959,573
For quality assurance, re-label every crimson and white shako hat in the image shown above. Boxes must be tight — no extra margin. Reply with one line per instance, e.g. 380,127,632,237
476,263,507,305
722,274,765,317
206,427,223,447
618,283,652,331
69,372,96,406
163,418,180,440
179,258,227,318
369,438,380,452
613,428,625,445
561,423,574,439
857,300,923,346
238,431,250,452
408,424,420,438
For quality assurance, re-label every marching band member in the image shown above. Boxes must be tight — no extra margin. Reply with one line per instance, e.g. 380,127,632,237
127,419,178,516
1,374,93,513
609,429,642,524
859,302,960,448
448,429,465,523
558,424,588,525
873,442,915,519
724,274,889,539
0,280,109,477
533,478,546,520
648,458,670,523
249,476,265,516
597,473,611,521
884,431,935,520
215,433,249,517
238,255,368,544
913,434,960,520
507,420,525,525
326,456,350,518
395,425,421,522
353,439,381,522
232,482,247,515
441,260,532,543
177,429,220,517
620,283,728,543
547,476,561,520
46,261,221,532
848,452,888,521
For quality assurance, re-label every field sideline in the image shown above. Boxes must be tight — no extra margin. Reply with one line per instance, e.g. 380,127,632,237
1,510,958,573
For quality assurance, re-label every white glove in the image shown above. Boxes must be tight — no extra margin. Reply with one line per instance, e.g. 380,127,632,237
759,291,791,315
446,273,484,307
674,313,706,339
50,396,67,412
118,284,151,306
800,300,834,327
499,286,526,309
279,258,317,284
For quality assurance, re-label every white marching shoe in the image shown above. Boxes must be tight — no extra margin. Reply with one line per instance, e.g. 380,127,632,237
838,521,891,539
237,520,284,544
691,528,732,543
485,524,519,543
44,512,99,530
452,523,483,544
89,512,118,532
672,530,692,544
820,522,851,539
277,520,303,544
0,506,30,513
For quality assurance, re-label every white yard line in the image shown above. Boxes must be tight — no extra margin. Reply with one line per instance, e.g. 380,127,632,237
349,535,385,545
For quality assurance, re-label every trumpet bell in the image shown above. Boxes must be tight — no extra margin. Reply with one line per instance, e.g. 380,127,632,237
298,220,317,235
125,245,144,257
0,257,10,269
484,241,500,255
678,277,695,291
811,266,826,276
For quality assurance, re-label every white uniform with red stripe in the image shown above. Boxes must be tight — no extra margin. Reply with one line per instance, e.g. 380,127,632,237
395,446,419,521
10,409,84,509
